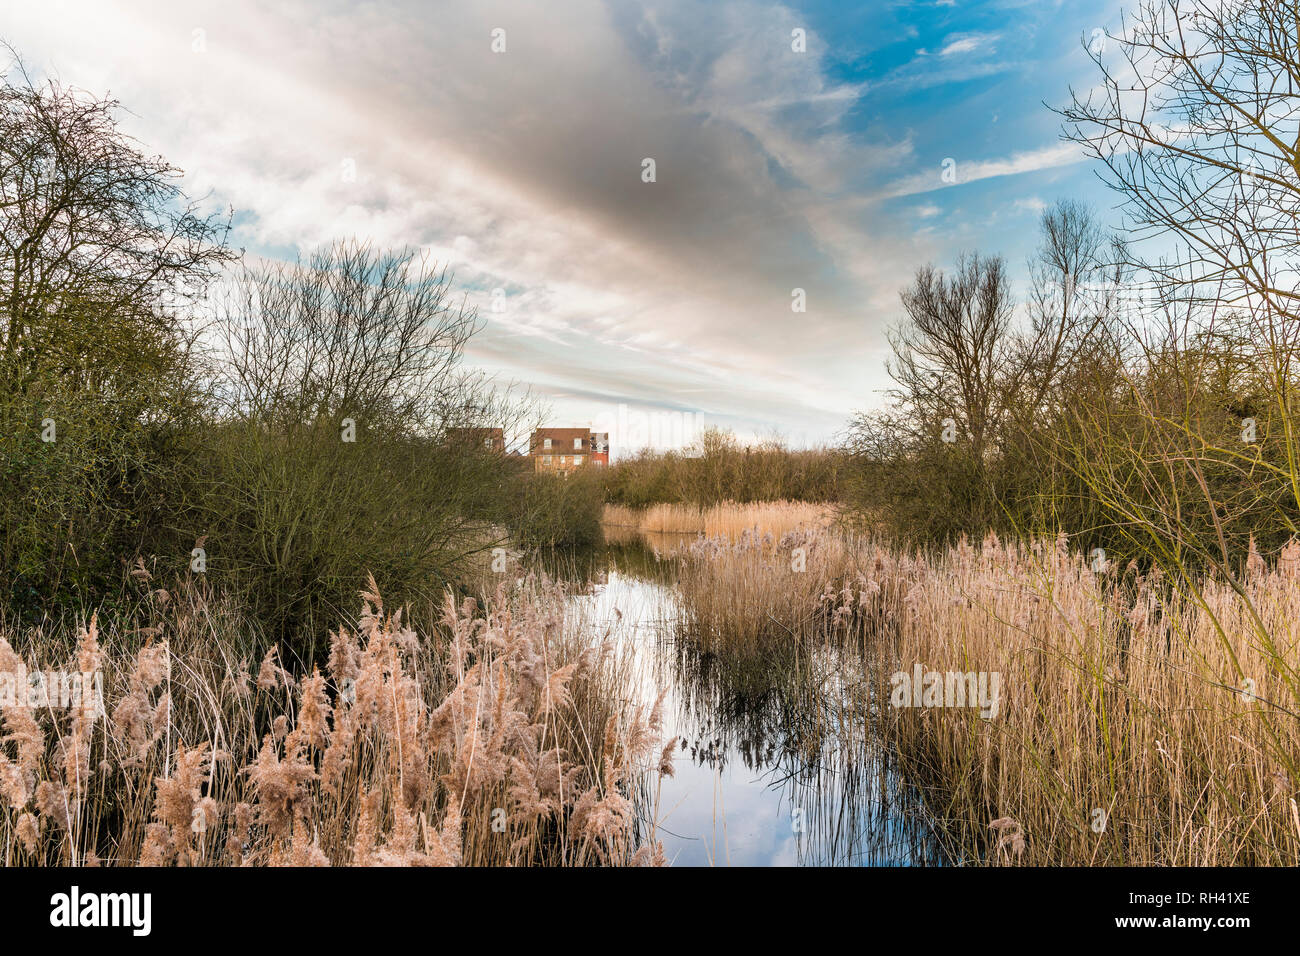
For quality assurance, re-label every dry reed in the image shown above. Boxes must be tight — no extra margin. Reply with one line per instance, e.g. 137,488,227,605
670,521,1300,865
0,572,674,867
603,500,834,541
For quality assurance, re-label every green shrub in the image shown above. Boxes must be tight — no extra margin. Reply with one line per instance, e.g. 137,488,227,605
602,428,842,508
188,420,508,654
508,470,605,550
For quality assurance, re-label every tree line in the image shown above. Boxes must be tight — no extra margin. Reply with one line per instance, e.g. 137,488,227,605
841,0,1300,582
601,428,841,508
0,46,571,654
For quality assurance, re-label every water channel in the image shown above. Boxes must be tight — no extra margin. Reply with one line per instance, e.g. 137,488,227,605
545,531,946,867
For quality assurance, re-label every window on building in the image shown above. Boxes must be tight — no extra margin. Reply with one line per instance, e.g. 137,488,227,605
573,455,583,466
559,455,567,466
543,438,552,449
543,455,552,465
573,437,582,449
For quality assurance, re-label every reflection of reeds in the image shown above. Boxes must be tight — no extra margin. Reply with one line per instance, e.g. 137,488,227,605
659,601,945,866
534,528,946,865
772,734,947,867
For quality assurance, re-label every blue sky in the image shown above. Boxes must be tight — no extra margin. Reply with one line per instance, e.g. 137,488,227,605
4,0,1133,453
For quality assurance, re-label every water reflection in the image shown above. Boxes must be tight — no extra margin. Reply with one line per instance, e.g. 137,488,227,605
543,532,945,867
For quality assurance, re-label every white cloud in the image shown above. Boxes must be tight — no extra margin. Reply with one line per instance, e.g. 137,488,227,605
917,32,1000,57
878,141,1086,199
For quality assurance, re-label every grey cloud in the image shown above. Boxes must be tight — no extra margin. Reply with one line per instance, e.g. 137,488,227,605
6,0,937,443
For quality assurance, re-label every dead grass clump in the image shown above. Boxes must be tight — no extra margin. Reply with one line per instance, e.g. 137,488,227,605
604,500,834,540
669,510,1300,866
0,575,672,867
877,531,1300,865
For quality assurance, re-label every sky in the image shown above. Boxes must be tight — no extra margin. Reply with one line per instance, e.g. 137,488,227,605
2,0,1134,454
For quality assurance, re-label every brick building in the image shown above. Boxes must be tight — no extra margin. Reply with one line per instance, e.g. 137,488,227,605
530,427,607,474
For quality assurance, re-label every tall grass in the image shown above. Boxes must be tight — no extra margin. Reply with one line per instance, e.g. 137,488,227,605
885,533,1300,864
672,529,865,655
670,520,1300,865
0,573,674,866
604,500,833,541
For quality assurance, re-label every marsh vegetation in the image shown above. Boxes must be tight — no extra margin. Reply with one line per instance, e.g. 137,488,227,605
5,0,1300,867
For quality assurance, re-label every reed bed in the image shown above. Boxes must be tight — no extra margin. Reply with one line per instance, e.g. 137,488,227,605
0,571,675,867
603,500,834,541
671,523,1300,865
673,528,862,655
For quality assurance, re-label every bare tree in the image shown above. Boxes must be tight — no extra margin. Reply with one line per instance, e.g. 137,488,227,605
0,45,232,392
212,241,483,436
202,240,542,640
0,45,232,606
888,253,1015,460
1020,201,1121,398
1061,0,1300,421
1061,0,1300,541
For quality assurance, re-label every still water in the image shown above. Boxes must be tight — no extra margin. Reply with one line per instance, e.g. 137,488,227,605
550,534,945,867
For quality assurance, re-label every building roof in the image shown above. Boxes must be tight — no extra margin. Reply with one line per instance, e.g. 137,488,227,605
530,427,592,454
